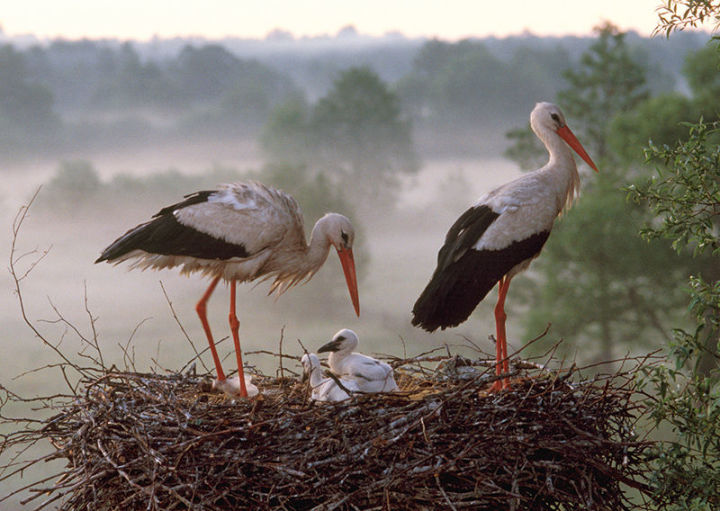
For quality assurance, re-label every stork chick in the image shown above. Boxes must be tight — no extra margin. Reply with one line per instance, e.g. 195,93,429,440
317,329,398,393
301,353,359,402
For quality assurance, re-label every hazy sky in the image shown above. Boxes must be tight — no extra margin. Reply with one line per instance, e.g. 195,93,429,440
2,0,677,41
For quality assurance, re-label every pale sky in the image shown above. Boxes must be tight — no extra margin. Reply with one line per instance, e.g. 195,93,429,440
0,0,679,41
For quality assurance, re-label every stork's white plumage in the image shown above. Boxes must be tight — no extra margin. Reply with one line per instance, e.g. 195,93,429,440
317,329,398,393
301,353,359,402
411,102,598,391
96,181,360,398
212,374,259,399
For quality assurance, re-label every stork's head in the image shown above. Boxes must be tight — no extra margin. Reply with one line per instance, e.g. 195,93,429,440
530,102,568,134
317,328,359,355
319,213,355,251
530,102,598,172
316,213,360,316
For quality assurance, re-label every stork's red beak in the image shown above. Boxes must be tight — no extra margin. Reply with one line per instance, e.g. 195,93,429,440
557,125,599,172
336,247,360,316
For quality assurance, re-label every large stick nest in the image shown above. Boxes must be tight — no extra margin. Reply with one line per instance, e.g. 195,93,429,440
4,351,653,511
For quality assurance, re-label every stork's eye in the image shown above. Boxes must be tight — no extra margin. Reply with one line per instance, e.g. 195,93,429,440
550,113,560,123
341,231,349,244
336,335,346,342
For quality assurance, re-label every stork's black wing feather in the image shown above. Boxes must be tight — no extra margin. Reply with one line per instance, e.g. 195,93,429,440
412,204,549,331
95,190,250,263
153,190,215,217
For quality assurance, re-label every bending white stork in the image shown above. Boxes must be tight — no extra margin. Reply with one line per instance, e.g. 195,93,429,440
301,353,359,402
96,181,360,398
411,102,598,391
317,329,398,393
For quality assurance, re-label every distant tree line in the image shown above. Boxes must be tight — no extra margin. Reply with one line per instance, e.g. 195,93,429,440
0,30,709,160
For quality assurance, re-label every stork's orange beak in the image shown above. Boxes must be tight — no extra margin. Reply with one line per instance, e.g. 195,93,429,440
336,247,360,316
557,125,599,172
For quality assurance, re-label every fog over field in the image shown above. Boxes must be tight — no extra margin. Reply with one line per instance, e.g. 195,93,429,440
2,149,522,393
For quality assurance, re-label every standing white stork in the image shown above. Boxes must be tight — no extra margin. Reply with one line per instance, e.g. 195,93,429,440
96,181,360,398
411,102,598,391
317,329,399,393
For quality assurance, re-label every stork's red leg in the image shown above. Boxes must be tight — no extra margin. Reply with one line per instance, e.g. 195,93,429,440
196,276,226,381
490,276,512,392
228,280,249,397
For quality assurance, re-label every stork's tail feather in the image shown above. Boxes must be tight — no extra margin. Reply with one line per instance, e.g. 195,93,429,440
95,221,155,263
411,263,497,332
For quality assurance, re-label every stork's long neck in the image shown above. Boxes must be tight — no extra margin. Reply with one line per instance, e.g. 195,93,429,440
309,365,326,388
303,220,334,274
327,352,340,372
266,218,333,296
540,129,581,212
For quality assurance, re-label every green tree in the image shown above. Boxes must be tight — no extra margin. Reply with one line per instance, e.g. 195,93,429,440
398,39,568,127
609,93,700,164
260,95,313,165
44,160,102,215
682,41,720,117
0,44,60,154
632,117,720,511
628,3,720,508
558,22,649,163
504,23,650,167
609,38,720,166
310,67,418,196
92,43,176,109
262,67,418,209
520,172,690,362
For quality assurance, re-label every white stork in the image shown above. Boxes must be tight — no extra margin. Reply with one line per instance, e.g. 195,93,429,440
300,353,359,402
212,373,259,399
411,102,598,391
96,181,360,398
317,329,398,393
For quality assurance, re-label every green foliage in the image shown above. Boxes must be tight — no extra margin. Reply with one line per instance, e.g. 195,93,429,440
655,0,720,36
558,22,649,162
311,67,418,184
630,120,720,255
610,94,700,164
91,43,176,109
397,39,569,125
682,41,720,116
260,95,311,164
0,44,60,154
46,159,101,192
609,37,720,167
261,67,418,209
628,2,720,506
42,160,102,216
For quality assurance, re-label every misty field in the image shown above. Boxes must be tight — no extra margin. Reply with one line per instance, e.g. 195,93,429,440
1,149,525,397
